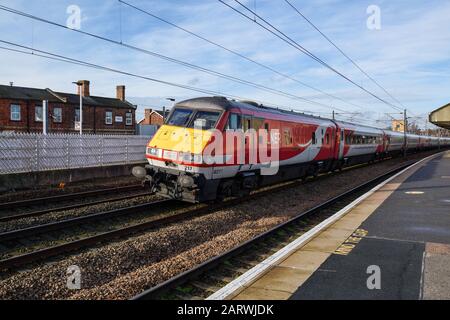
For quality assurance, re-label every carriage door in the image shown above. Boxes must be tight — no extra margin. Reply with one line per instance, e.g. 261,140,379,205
338,129,345,160
241,115,253,171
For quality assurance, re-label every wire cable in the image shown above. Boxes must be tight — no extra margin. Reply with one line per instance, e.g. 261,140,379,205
0,40,326,115
119,0,365,111
219,0,404,112
284,0,410,113
0,4,347,113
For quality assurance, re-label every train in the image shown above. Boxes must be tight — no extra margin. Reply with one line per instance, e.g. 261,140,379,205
132,97,450,203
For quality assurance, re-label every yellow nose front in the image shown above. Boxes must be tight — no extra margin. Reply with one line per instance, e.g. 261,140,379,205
148,125,213,154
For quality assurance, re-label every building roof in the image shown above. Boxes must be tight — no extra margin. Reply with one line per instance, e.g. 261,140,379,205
137,109,170,124
0,84,136,109
429,103,450,130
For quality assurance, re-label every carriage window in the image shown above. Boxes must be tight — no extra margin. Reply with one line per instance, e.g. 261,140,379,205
226,113,242,130
326,133,330,145
253,118,265,131
167,109,193,127
284,128,293,146
243,117,252,131
312,132,317,145
190,111,220,130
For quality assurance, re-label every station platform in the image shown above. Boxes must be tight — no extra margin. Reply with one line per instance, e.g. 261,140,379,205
211,151,450,300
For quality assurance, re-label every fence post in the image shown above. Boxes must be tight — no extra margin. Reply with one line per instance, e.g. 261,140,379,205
34,134,39,172
126,137,129,164
66,135,70,169
100,136,104,166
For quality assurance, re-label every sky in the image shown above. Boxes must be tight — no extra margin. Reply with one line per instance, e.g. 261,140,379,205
0,0,449,128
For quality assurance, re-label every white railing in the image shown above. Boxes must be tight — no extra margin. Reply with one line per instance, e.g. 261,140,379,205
0,132,150,175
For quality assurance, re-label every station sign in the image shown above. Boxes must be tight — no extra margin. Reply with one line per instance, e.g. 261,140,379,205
115,116,123,123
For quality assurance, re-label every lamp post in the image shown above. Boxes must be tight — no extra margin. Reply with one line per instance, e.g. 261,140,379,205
165,98,176,123
73,81,83,135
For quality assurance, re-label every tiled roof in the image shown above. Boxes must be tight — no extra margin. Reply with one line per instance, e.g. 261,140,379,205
0,84,136,109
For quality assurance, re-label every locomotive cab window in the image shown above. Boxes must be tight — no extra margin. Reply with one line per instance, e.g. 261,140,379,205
312,132,317,145
226,113,242,130
189,111,220,130
243,116,252,131
253,118,265,131
167,108,192,127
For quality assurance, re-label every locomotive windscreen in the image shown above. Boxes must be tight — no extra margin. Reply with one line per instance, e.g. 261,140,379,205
189,111,220,129
167,108,220,129
167,108,192,126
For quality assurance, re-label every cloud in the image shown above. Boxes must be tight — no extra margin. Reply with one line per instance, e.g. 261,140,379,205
0,0,448,128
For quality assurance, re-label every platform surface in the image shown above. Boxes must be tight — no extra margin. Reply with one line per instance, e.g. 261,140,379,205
233,151,450,300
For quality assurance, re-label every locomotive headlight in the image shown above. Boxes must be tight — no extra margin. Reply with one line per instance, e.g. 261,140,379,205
179,152,203,164
178,175,195,188
147,147,159,156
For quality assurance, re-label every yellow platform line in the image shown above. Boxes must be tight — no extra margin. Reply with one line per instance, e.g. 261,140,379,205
207,152,444,300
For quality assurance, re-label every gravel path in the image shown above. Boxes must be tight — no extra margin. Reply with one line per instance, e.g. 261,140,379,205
0,153,435,300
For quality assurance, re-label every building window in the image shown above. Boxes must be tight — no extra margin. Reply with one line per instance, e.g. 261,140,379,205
126,113,133,126
10,104,21,121
105,111,113,125
53,107,62,123
74,109,80,122
35,106,43,122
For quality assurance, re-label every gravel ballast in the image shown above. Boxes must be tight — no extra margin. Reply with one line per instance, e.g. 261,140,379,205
0,153,436,300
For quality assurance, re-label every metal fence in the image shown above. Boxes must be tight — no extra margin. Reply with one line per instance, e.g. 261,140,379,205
0,132,150,175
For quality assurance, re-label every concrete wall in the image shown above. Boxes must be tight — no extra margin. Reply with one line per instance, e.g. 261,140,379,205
0,162,145,192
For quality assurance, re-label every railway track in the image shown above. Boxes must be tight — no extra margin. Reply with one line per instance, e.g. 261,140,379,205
0,159,384,271
0,190,153,223
0,154,433,276
132,160,417,300
0,185,142,211
0,185,145,221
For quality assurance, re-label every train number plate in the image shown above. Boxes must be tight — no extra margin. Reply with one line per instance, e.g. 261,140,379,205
163,150,178,161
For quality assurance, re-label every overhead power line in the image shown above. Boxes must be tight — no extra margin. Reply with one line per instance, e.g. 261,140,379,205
218,0,404,113
0,4,348,114
0,40,325,115
283,0,410,113
119,0,365,111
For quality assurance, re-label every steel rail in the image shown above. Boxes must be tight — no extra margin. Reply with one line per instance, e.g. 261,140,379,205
0,191,153,223
0,200,174,242
0,163,378,270
0,152,437,271
0,185,143,211
132,160,417,300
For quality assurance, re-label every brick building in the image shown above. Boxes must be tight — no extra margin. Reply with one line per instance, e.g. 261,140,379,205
138,108,169,127
0,81,137,135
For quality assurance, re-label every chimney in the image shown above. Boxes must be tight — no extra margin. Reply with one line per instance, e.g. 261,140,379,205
116,85,126,101
144,109,153,125
76,80,90,97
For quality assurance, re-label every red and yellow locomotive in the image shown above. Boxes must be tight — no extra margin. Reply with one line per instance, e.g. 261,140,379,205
133,97,449,202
